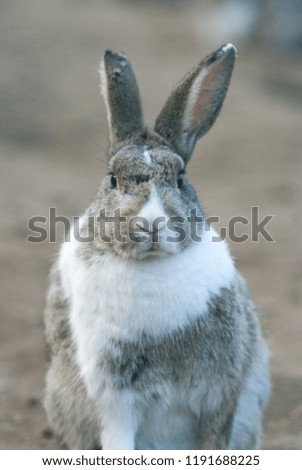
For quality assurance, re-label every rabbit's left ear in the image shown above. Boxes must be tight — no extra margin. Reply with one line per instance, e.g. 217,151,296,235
99,50,144,148
154,44,236,164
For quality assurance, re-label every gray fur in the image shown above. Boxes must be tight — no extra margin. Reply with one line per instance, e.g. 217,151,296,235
44,46,270,449
101,50,144,147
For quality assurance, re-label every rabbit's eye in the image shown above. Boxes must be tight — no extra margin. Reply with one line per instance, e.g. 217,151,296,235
110,174,117,189
177,174,184,189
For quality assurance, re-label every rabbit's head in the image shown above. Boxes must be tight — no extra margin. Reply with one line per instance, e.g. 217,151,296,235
85,45,236,259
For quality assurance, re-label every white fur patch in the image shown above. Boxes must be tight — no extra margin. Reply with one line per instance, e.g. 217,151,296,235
143,149,152,167
99,388,137,450
60,220,235,341
137,185,167,228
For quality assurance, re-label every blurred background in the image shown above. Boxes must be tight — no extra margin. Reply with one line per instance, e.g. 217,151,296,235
1,0,302,449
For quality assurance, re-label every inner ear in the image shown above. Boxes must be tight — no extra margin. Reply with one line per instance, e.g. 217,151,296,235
154,44,237,163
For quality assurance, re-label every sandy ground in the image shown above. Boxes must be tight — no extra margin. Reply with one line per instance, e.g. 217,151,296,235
1,0,302,450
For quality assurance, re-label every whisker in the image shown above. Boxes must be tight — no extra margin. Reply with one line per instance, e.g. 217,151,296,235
77,128,109,157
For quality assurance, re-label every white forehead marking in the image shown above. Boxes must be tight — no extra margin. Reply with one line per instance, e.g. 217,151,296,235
143,149,152,167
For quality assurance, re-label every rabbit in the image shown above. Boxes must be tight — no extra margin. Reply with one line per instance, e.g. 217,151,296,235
44,44,271,450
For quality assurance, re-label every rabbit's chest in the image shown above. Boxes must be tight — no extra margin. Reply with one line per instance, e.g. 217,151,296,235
67,233,235,338
102,291,239,391
62,237,241,449
62,229,237,398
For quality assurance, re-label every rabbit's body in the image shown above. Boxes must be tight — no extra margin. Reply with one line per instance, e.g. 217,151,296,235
44,45,271,449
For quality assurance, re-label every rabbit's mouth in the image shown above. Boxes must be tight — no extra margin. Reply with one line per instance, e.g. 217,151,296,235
132,236,181,260
135,246,171,259
145,244,168,256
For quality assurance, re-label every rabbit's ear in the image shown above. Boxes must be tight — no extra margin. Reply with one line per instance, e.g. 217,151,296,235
154,44,236,163
99,50,144,148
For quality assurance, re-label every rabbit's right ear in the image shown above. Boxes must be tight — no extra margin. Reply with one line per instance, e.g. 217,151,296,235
154,44,237,164
99,50,144,148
